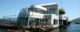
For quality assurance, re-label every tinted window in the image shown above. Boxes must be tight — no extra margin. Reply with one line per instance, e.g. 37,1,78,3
54,19,58,25
48,8,55,14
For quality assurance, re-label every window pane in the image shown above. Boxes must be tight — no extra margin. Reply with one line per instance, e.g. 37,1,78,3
54,19,58,25
48,8,55,14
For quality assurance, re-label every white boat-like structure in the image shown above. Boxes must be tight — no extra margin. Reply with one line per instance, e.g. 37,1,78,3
28,3,59,28
17,3,68,30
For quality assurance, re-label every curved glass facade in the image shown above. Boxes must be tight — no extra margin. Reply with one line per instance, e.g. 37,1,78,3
17,8,29,26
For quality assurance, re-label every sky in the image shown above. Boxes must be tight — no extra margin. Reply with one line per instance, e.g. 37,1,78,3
0,0,80,21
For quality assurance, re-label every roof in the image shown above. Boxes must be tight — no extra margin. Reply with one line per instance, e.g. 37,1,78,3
34,5,47,11
33,3,57,11
35,3,57,6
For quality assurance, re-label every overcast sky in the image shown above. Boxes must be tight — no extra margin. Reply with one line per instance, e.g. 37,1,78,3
0,0,80,20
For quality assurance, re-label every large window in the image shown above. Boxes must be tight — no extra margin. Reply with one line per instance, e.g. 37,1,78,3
28,17,51,26
54,19,58,25
48,8,56,14
29,18,40,25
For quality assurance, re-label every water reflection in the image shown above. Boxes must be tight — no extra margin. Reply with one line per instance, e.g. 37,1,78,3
0,27,68,32
48,24,80,32
29,27,68,32
31,24,80,32
47,27,68,32
0,24,80,32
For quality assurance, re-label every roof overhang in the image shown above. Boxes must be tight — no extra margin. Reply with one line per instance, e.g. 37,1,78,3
33,3,57,11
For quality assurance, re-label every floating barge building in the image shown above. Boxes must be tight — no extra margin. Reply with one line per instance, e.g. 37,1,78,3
17,3,68,30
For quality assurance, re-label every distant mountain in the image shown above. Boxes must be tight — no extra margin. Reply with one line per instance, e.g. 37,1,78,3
70,17,80,24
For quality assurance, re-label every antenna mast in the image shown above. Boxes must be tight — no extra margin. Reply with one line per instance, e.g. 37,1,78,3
61,0,63,7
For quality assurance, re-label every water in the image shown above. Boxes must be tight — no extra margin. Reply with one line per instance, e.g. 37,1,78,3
0,24,80,32
0,29,18,32
49,24,80,32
